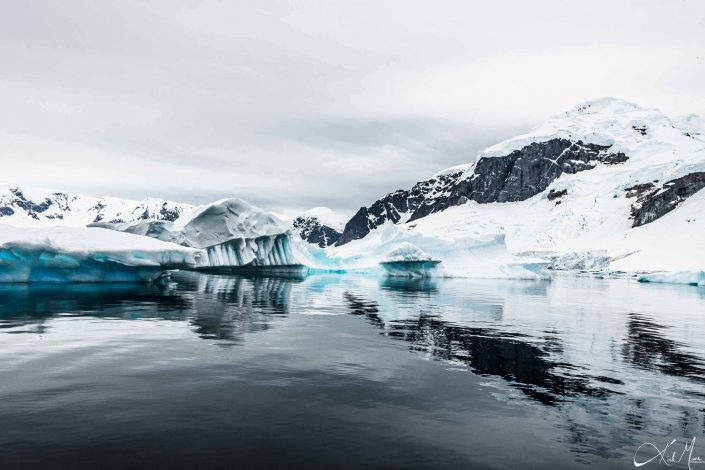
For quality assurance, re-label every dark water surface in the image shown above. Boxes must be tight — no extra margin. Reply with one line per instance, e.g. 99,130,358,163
1,272,704,469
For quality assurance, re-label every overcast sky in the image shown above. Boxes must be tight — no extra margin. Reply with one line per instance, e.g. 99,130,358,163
1,0,704,216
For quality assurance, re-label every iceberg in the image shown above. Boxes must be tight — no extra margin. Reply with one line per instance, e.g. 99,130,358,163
638,271,705,287
197,233,307,275
98,198,304,272
182,199,303,272
180,198,289,248
380,242,441,277
0,224,200,283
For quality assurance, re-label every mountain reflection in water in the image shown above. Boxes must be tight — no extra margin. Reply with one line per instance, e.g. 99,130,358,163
0,272,704,469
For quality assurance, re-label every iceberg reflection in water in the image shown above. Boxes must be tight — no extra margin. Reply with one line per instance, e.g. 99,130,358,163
0,272,704,469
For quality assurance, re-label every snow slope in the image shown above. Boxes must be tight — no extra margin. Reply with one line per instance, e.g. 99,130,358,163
299,207,345,230
335,98,705,283
0,184,194,227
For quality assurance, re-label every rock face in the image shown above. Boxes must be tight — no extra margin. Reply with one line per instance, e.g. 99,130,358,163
336,172,462,245
292,215,341,247
337,139,628,245
630,172,705,227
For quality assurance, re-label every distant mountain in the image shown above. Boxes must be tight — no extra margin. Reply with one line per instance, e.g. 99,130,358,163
0,185,193,226
337,97,705,247
292,207,344,247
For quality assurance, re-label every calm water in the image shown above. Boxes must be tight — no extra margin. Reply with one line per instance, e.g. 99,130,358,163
1,272,704,469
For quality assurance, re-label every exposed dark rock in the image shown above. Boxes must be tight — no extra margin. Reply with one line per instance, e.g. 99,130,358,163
0,187,190,225
159,203,182,222
8,187,54,220
547,188,567,201
337,170,462,245
624,183,656,199
293,216,341,247
90,202,107,223
337,138,628,245
632,125,647,136
630,172,705,227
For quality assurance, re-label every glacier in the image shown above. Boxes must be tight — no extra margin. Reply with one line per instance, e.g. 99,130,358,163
295,223,551,280
0,225,200,283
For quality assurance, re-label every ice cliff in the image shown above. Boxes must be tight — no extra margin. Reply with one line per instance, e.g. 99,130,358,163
0,224,200,282
97,198,300,270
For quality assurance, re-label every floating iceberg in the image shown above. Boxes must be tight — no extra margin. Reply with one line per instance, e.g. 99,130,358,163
197,233,307,275
638,271,705,287
97,198,303,272
182,199,302,272
0,224,200,283
380,242,441,277
180,198,289,248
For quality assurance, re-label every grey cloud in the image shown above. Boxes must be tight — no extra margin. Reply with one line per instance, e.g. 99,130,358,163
1,0,704,215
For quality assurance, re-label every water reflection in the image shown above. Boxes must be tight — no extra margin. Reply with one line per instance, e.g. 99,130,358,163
344,290,613,405
623,313,705,384
0,283,191,334
0,274,298,344
344,277,705,460
1,272,705,467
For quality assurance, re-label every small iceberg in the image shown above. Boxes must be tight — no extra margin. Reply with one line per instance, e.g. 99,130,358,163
379,242,441,277
638,271,705,287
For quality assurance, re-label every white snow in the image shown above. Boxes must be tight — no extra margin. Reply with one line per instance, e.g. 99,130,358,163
350,97,705,284
0,184,194,227
3,97,703,284
179,198,289,248
384,242,434,262
296,222,550,280
0,224,201,282
299,207,346,230
105,198,291,250
476,97,689,161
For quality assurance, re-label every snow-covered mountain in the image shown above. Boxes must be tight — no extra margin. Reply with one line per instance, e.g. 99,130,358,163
292,207,344,247
338,98,704,245
0,185,194,227
333,97,705,280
